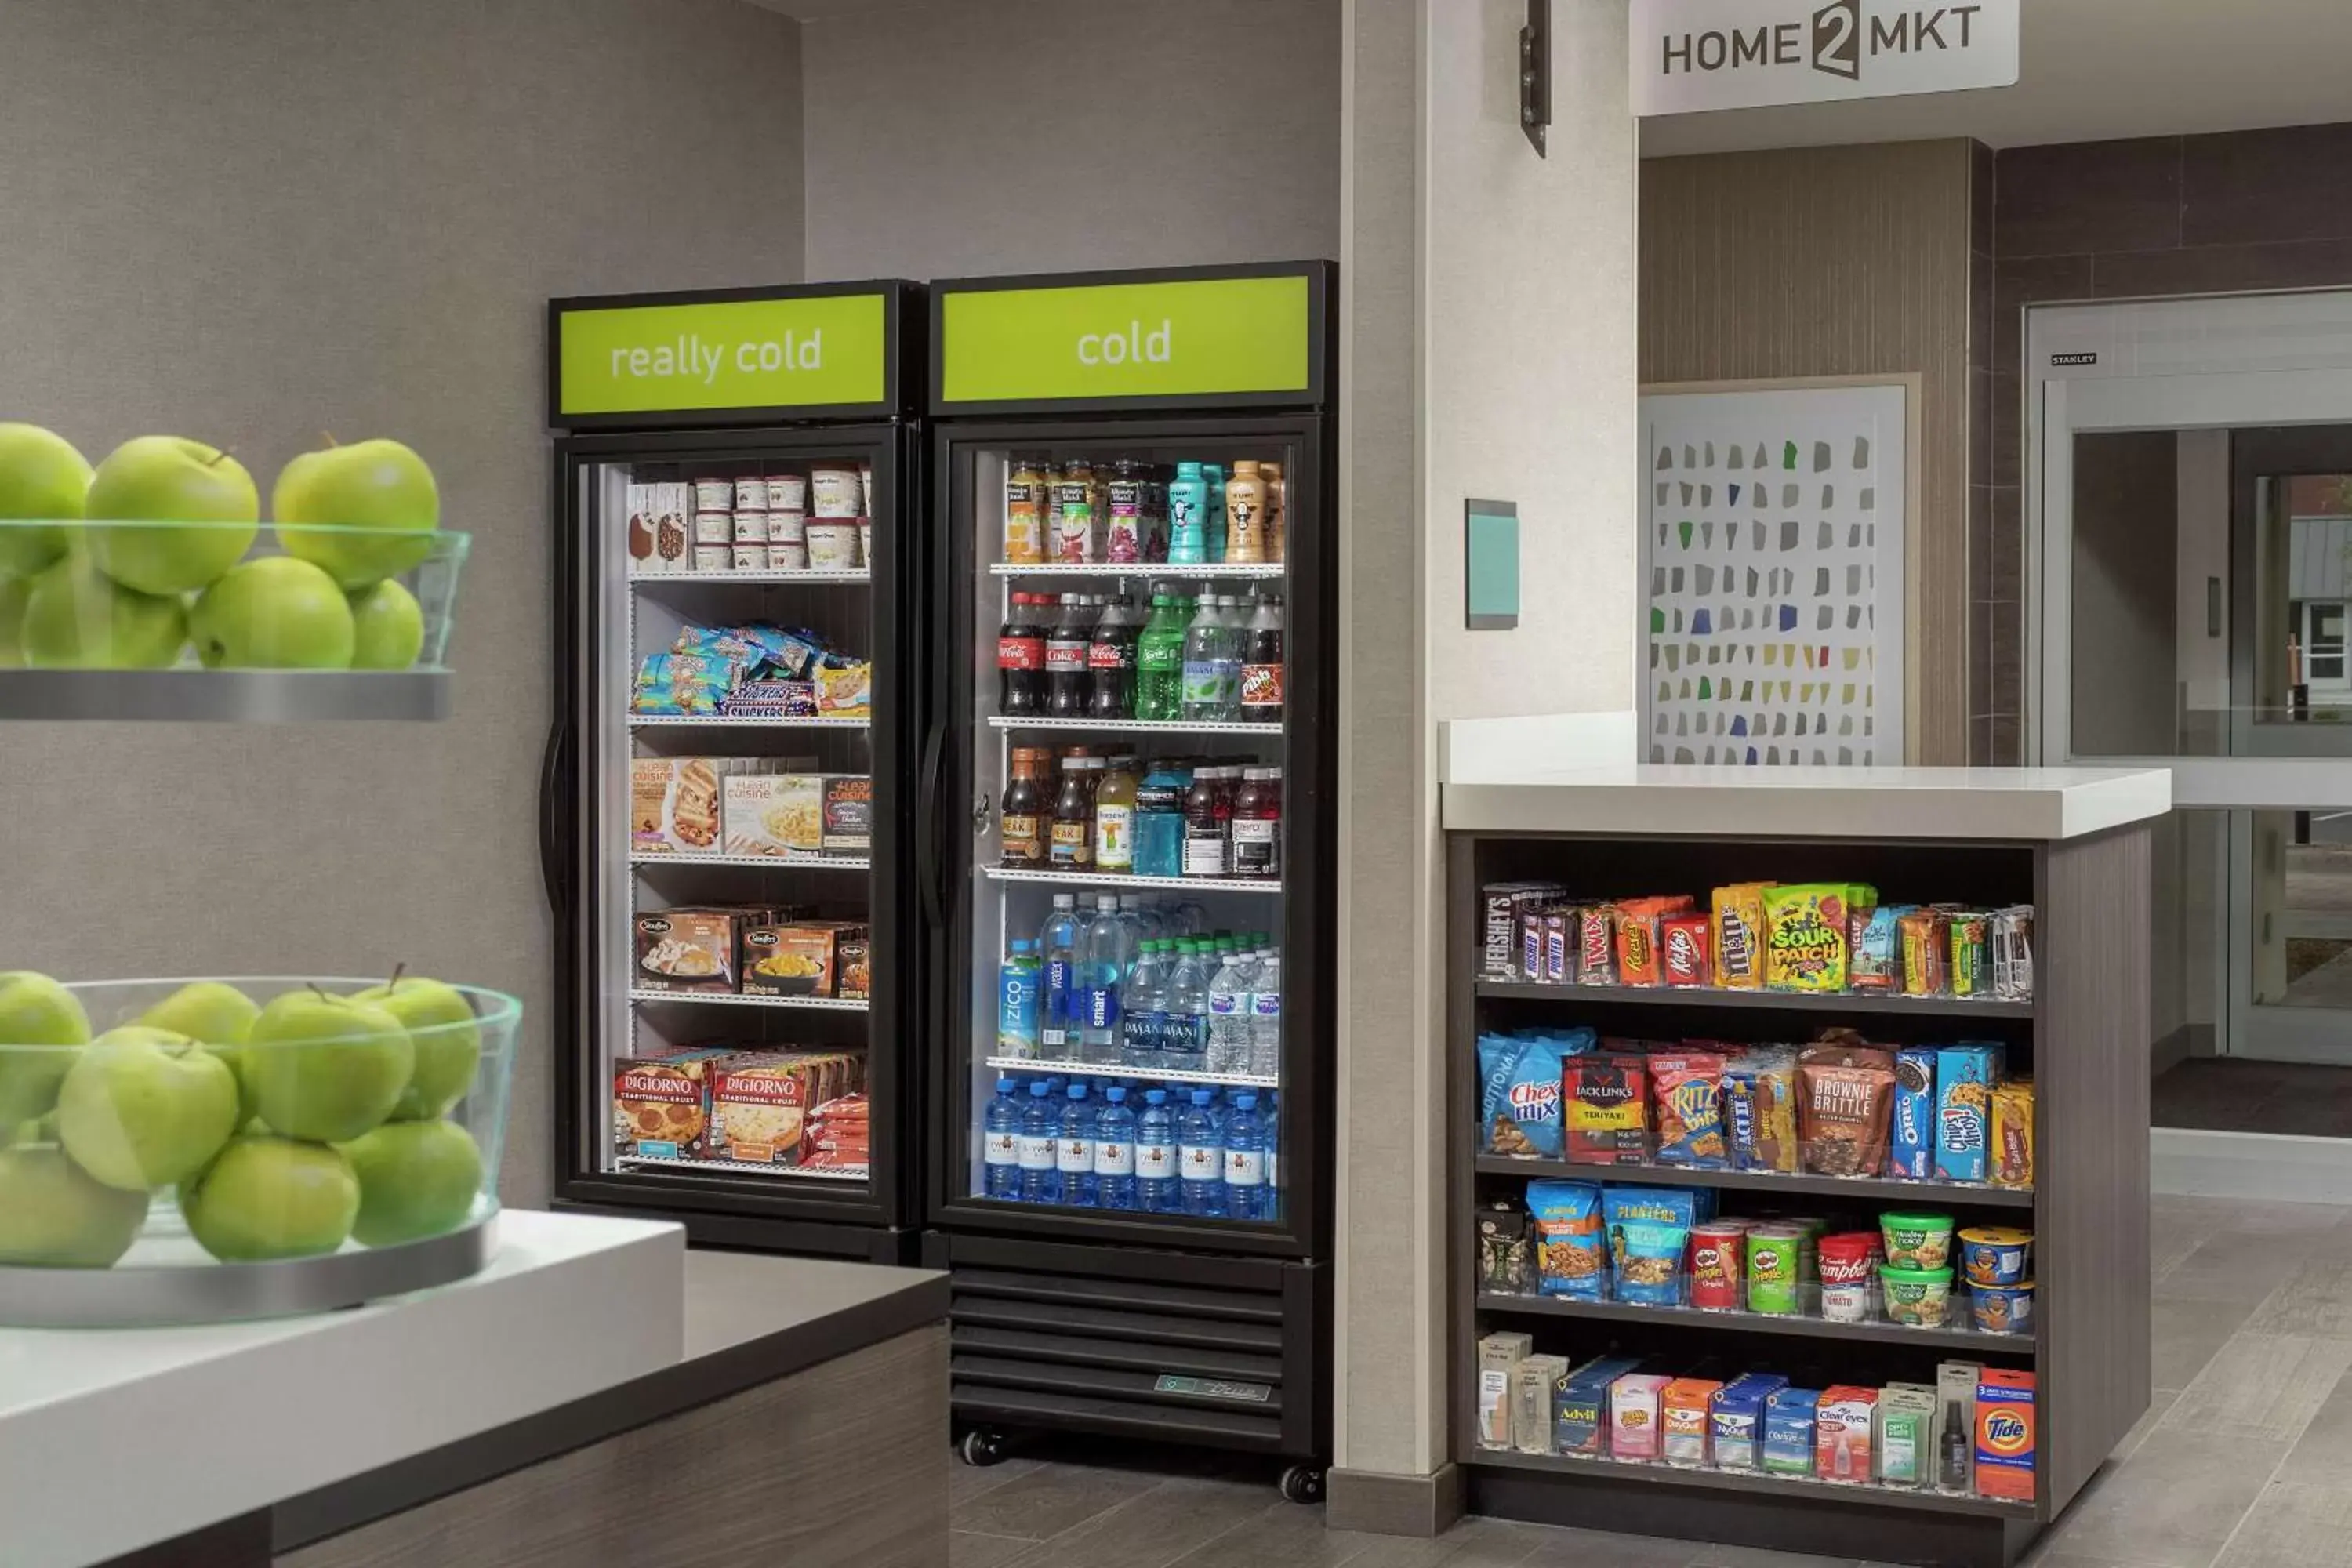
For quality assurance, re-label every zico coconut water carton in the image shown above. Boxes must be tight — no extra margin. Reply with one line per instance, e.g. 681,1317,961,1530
1973,1369,2037,1501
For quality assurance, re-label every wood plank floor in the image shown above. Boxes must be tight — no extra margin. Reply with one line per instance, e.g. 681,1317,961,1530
952,1195,2352,1568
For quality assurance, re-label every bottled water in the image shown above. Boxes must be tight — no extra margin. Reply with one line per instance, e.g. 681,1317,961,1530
1262,1091,1279,1209
1122,895,1165,943
983,1077,1022,1200
1036,894,1082,1061
1119,940,1168,1068
1017,1080,1059,1203
1076,893,1132,1067
1135,1087,1179,1214
1178,1088,1226,1218
1159,940,1210,1073
1057,1083,1096,1207
1180,596,1242,721
1205,949,1254,1076
1222,1092,1267,1221
1248,949,1283,1081
1094,1086,1138,1210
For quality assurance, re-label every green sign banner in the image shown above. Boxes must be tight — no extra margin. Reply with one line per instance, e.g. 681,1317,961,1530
557,293,889,416
940,275,1312,405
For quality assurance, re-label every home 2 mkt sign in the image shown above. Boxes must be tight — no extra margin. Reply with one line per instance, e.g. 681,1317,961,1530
1631,0,2017,114
938,275,1312,408
556,292,888,416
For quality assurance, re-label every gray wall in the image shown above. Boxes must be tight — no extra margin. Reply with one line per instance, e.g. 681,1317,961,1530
2070,432,2182,757
0,0,806,1207
799,0,1341,280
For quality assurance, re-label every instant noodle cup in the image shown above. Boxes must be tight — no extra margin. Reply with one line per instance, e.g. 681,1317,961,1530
1879,1265,1953,1327
1817,1232,1878,1323
1959,1226,2032,1287
1880,1210,1954,1271
1970,1280,2034,1335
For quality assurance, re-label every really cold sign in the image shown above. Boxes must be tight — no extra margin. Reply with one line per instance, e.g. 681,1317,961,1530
554,292,890,416
1631,0,2018,114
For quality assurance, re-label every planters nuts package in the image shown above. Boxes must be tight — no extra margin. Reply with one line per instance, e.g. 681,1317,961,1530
1974,1369,2037,1501
1936,1044,2002,1182
1708,1372,1788,1472
1890,1046,1938,1179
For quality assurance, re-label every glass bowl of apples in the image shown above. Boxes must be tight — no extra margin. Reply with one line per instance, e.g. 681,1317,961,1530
0,971,519,1327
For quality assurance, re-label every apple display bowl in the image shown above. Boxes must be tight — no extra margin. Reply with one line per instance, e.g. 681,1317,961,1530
0,521,469,720
0,975,518,1328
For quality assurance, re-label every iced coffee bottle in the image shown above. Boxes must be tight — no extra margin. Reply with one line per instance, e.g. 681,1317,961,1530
1259,460,1286,562
1224,461,1269,563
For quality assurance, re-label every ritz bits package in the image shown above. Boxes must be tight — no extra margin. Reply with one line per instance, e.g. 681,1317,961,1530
1765,884,1872,992
1712,884,1769,989
1650,1051,1728,1168
1991,1080,2036,1188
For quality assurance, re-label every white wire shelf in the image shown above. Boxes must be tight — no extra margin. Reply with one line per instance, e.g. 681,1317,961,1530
989,563,1286,579
630,569,869,586
982,1054,1279,1091
626,713,869,728
614,1155,868,1182
986,716,1282,735
630,851,872,870
628,989,869,1012
982,866,1282,895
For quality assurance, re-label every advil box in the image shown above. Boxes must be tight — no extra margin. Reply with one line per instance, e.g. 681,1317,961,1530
1973,1368,2036,1501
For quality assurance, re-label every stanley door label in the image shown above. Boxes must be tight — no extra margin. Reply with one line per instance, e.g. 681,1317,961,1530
556,293,890,416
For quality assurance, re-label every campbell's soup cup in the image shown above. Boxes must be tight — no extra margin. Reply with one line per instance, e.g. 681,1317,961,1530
1817,1232,1878,1323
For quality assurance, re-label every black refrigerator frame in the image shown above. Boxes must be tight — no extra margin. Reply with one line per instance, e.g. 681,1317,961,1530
918,261,1338,1465
543,280,928,1262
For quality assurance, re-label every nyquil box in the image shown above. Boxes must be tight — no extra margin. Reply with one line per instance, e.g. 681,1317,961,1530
1708,1372,1788,1471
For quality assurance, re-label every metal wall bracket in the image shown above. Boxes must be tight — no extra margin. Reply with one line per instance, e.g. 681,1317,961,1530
1520,0,1551,157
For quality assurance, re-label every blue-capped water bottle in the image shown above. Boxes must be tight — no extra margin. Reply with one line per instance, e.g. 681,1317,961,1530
1222,1092,1267,1221
1136,1088,1179,1214
1094,1086,1137,1210
1178,1088,1225,1218
1018,1080,1059,1203
983,1076,1022,1200
1057,1082,1096,1207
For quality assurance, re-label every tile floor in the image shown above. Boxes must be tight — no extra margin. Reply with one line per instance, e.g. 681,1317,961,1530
949,1195,2352,1568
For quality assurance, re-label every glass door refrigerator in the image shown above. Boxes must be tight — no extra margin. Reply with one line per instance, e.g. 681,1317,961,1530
543,281,925,1261
920,263,1336,1495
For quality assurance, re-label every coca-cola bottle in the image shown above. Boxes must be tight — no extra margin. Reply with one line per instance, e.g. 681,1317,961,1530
999,593,1046,714
1044,594,1092,716
1088,593,1142,718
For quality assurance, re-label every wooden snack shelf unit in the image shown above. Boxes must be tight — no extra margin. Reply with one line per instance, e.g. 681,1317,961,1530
1447,828,2152,1568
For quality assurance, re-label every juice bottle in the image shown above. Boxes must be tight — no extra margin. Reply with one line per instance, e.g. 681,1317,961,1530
1049,757,1094,870
1183,766,1229,878
1004,456,1046,564
1203,463,1229,564
1167,462,1208,565
1231,767,1282,880
1224,461,1269,563
1000,747,1050,867
1094,755,1139,873
1104,461,1145,564
1051,459,1098,562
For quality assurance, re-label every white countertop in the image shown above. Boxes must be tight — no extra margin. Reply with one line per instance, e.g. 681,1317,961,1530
1442,764,2173,841
0,1209,685,1568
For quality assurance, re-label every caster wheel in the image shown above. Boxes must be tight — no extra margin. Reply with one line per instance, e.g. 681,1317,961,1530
1279,1464,1325,1504
960,1428,1011,1468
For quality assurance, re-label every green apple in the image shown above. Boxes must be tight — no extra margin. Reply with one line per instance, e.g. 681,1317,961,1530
181,1134,358,1261
188,554,355,670
0,423,90,580
19,556,187,669
241,989,412,1143
140,981,263,1124
348,579,424,670
350,974,479,1120
0,1142,149,1266
0,971,90,1132
55,1026,239,1192
337,1119,481,1247
0,575,31,666
274,437,438,590
84,436,259,595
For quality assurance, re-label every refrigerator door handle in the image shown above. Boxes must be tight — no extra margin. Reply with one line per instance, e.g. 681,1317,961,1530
538,717,574,915
918,722,948,931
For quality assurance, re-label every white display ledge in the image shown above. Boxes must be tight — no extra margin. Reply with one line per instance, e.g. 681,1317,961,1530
983,1054,1278,1090
627,713,869,728
984,866,1282,895
1443,762,2172,842
0,1210,683,1568
630,569,869,585
0,668,449,722
628,987,869,1011
989,563,1286,579
630,851,870,870
615,1154,868,1181
987,716,1283,735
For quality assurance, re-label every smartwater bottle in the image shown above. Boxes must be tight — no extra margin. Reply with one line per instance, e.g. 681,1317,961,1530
983,1077,1022,1200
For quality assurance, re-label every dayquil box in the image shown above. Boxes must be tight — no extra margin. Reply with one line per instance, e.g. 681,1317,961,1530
1610,1374,1674,1461
1661,1377,1723,1468
1974,1369,2038,1501
1708,1372,1788,1472
1816,1385,1878,1484
1762,1388,1821,1475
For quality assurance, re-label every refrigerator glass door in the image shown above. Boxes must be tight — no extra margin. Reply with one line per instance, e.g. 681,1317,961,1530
949,430,1312,1245
576,437,891,1211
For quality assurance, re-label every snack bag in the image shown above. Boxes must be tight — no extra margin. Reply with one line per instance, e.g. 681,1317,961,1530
1478,1032,1568,1160
1566,1055,1648,1164
1764,884,1853,992
1662,913,1711,987
1722,1048,1798,1173
1613,1220,1690,1305
1851,905,1904,991
1602,1186,1711,1267
1613,897,1693,987
1526,1179,1606,1299
1900,909,1948,996
1993,907,2035,1000
631,652,737,716
1948,913,1992,999
1576,906,1618,986
1650,1051,1728,1168
1477,1202,1534,1294
1889,1046,1938,1179
1991,1080,2036,1188
1936,1044,2001,1182
1712,884,1769,989
1795,1039,1896,1176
